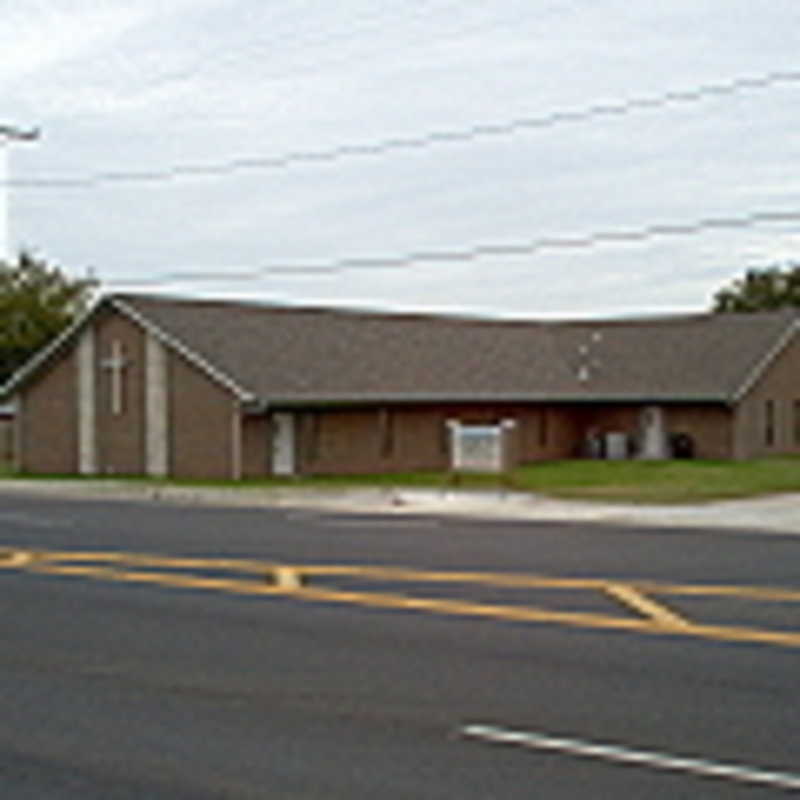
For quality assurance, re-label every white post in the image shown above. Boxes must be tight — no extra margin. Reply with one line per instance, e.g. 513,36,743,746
0,142,8,262
639,406,669,460
0,125,39,264
145,333,168,477
77,328,97,474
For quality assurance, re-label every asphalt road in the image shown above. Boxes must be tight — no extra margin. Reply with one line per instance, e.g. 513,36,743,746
1,492,799,798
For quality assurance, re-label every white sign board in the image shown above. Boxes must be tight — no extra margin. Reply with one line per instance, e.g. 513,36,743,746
450,423,506,473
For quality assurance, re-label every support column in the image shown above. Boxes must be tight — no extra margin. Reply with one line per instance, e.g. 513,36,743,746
145,333,168,477
77,328,97,474
230,401,242,480
12,394,22,472
639,405,669,460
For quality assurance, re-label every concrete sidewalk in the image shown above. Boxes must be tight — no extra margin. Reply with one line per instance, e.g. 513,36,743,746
0,479,799,534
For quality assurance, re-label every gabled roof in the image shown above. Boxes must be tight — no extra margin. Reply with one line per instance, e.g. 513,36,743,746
3,291,798,405
110,293,800,406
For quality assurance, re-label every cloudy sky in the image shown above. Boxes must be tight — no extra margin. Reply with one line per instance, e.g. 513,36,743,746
1,0,799,317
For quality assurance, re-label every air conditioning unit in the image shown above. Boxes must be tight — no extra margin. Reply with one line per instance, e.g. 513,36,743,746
605,432,628,460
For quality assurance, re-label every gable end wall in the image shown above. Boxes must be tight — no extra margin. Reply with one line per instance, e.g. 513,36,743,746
734,329,800,459
15,306,242,479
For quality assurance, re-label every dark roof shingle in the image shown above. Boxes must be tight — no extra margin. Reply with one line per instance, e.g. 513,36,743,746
112,293,799,404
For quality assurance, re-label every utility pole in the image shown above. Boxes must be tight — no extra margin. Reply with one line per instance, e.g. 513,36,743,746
0,124,40,263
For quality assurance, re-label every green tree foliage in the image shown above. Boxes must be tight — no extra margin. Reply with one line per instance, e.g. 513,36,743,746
0,251,96,385
713,263,800,312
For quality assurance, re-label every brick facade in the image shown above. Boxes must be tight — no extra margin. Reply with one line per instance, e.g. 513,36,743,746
16,349,78,474
14,307,240,479
274,400,735,476
168,352,236,479
241,416,269,478
0,417,12,466
9,300,800,478
734,331,800,459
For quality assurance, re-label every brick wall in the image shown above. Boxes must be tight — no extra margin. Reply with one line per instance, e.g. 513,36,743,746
0,417,14,467
285,400,735,476
241,415,268,478
297,406,451,475
664,405,733,459
168,350,235,479
734,331,800,459
292,403,592,475
18,350,78,474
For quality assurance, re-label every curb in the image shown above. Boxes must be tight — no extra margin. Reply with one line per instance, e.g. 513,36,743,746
0,479,799,534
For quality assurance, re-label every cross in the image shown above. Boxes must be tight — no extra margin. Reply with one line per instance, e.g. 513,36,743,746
100,340,129,415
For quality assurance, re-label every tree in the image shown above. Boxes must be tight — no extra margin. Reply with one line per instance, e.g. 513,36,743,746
712,263,800,312
0,251,97,386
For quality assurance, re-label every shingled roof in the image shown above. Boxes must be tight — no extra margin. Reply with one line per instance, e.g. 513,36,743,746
102,293,799,406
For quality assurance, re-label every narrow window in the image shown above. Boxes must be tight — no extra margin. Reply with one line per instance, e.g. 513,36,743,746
305,413,320,463
765,400,775,447
378,409,394,457
793,400,800,446
539,409,549,448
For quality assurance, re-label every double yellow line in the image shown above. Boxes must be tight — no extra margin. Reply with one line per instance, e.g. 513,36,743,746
2,547,800,649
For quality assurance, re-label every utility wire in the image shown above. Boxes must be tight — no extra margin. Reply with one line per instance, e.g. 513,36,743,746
107,207,800,285
9,69,800,189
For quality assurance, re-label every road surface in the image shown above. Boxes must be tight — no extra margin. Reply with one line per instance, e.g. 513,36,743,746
1,493,798,798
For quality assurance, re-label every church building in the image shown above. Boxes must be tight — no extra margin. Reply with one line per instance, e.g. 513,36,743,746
3,293,800,479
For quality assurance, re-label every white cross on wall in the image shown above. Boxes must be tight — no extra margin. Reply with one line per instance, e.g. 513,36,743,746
100,340,129,415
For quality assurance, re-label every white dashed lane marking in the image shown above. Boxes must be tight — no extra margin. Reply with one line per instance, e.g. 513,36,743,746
285,511,440,528
461,724,800,791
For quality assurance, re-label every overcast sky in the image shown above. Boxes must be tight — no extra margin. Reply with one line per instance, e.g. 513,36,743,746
1,0,799,318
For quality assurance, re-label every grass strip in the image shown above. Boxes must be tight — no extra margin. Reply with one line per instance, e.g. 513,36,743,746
2,457,800,504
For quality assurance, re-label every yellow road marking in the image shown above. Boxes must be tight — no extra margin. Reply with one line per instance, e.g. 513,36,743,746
28,563,288,596
291,564,800,603
603,583,690,627
635,581,800,603
9,549,800,603
19,550,277,573
20,562,800,648
0,549,35,567
298,564,613,589
4,546,800,649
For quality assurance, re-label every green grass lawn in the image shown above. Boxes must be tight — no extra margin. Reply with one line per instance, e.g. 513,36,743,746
290,458,800,503
4,458,800,504
507,458,800,503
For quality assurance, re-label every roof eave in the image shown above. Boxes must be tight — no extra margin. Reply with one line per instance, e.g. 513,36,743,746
0,295,104,399
248,391,730,410
110,296,257,403
731,317,800,403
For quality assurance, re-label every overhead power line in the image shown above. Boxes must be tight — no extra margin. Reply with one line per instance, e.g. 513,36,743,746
108,207,800,285
9,69,800,189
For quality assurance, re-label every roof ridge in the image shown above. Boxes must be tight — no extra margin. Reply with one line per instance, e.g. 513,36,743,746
110,291,799,328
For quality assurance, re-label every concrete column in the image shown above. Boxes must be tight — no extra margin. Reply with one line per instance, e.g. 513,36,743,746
230,401,242,480
77,328,97,474
145,333,168,476
12,394,22,472
639,405,668,460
